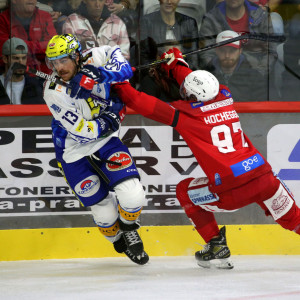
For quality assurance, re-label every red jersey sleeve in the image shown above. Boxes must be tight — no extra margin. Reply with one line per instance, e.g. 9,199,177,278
170,64,193,86
113,82,178,126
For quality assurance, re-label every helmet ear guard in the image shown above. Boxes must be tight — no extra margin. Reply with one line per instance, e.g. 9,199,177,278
180,70,219,102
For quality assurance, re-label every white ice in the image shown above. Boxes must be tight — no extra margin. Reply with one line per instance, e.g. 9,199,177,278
0,256,300,300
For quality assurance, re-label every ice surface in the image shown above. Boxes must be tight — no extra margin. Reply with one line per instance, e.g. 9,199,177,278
0,256,299,300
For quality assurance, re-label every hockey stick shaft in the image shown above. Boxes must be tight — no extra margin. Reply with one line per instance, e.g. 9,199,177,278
12,62,68,87
135,33,286,70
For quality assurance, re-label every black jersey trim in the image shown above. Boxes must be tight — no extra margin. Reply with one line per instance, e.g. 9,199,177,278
171,110,179,127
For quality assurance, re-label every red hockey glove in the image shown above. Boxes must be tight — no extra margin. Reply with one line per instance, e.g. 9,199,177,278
160,47,189,76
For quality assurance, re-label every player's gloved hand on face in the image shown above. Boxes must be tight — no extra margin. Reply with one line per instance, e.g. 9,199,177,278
160,47,189,76
67,65,102,99
97,110,120,137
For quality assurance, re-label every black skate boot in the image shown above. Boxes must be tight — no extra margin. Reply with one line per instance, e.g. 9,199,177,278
113,234,149,265
195,226,234,269
119,220,144,256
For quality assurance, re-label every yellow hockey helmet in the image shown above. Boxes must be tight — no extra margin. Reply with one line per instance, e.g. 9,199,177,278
45,34,82,61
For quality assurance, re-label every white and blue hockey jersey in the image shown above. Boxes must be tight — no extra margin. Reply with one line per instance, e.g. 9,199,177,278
43,45,129,163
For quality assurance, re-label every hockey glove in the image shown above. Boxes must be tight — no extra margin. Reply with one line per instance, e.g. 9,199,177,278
160,47,189,76
96,110,120,137
99,46,133,83
67,65,102,99
107,98,126,122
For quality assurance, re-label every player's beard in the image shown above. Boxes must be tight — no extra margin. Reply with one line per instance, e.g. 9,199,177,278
58,69,75,82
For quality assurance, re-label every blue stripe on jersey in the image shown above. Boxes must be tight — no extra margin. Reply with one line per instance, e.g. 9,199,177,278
230,153,265,177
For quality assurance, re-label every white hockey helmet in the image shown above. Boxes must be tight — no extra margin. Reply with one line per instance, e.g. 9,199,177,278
180,70,219,102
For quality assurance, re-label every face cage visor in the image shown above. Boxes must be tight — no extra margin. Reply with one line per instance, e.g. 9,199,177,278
45,52,77,71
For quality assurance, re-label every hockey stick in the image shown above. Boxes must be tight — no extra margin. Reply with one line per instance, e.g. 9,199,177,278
135,33,286,70
12,62,69,87
86,156,110,185
11,63,123,182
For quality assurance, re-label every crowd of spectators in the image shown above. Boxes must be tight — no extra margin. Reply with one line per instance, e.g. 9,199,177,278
0,0,299,105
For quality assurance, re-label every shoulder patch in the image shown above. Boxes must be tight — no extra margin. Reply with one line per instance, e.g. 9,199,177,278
82,52,93,63
221,89,232,98
190,102,204,109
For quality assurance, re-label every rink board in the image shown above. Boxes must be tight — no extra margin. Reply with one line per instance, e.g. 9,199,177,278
0,224,299,261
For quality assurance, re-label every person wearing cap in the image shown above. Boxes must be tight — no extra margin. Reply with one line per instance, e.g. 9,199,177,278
0,37,44,104
199,0,277,76
204,30,268,101
61,0,130,58
0,0,57,74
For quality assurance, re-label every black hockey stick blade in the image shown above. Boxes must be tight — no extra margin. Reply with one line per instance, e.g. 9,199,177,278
135,33,286,70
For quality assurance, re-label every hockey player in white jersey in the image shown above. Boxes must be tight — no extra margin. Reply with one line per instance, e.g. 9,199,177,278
43,34,148,265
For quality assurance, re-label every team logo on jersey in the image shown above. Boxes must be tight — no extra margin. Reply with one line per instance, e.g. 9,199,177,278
230,153,265,177
75,175,100,197
221,89,232,98
106,152,133,171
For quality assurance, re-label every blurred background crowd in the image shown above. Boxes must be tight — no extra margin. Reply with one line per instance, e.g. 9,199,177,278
0,0,299,105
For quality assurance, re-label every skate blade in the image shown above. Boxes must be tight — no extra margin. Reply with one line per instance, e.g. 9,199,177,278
197,258,234,270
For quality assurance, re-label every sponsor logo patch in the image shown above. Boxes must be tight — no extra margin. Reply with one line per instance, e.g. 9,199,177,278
74,175,100,197
188,186,219,205
76,119,84,132
190,102,204,109
106,152,133,171
215,173,222,185
264,185,294,220
230,153,265,177
50,104,61,113
221,89,232,98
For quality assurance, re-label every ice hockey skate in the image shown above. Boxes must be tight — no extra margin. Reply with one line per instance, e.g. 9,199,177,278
113,234,149,265
119,220,144,256
195,226,234,269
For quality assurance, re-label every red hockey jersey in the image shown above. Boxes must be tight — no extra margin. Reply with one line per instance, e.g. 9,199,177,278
114,65,271,194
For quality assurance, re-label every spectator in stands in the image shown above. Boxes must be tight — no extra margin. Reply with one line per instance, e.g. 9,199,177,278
0,0,57,74
282,8,300,101
62,0,130,59
139,0,199,69
37,1,71,34
0,0,7,11
105,0,130,14
205,30,268,101
44,0,83,18
0,37,44,104
249,1,284,35
138,0,199,102
199,0,277,76
106,0,139,45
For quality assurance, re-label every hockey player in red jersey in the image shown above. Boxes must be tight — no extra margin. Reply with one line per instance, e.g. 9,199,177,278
113,47,300,269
